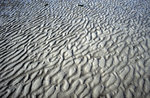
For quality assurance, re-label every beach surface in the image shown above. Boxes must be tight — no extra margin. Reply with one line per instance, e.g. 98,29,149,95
0,0,150,98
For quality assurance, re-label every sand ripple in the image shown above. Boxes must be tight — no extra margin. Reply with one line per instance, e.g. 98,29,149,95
0,0,150,98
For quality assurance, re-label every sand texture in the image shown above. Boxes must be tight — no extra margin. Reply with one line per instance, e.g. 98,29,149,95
0,0,150,98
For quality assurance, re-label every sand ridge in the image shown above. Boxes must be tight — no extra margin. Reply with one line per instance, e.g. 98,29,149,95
0,0,150,98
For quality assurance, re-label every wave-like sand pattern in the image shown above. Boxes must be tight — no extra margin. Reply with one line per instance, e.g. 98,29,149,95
0,0,150,98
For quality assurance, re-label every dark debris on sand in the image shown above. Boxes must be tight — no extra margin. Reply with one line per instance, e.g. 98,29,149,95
78,4,84,7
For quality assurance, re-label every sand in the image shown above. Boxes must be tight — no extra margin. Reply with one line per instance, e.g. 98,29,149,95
0,0,150,98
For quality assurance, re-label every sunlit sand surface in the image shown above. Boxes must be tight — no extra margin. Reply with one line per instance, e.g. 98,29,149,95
0,0,150,98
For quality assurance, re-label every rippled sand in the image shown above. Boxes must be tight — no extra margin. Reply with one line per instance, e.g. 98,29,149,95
0,0,150,98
